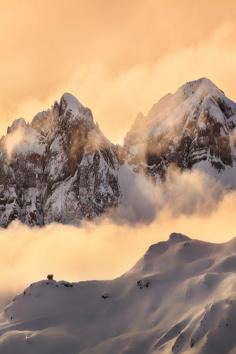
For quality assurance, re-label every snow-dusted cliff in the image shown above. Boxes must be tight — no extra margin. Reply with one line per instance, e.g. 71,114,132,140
1,233,236,353
125,78,236,185
0,93,120,227
1,78,236,227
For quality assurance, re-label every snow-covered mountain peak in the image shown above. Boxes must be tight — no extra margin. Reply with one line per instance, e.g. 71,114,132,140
145,78,222,121
0,92,121,227
125,78,236,185
143,233,190,259
178,77,224,99
168,232,191,243
59,92,93,123
7,118,28,134
2,79,236,228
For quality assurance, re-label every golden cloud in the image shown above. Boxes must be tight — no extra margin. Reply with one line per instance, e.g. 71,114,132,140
0,169,234,297
0,1,236,144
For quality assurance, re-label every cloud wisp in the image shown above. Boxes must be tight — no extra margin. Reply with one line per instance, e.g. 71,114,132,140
0,166,235,310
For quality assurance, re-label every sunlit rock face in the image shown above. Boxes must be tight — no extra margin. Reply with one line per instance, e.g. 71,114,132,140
125,78,236,185
0,93,120,227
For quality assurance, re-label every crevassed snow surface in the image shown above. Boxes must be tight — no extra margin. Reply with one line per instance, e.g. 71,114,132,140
1,233,236,353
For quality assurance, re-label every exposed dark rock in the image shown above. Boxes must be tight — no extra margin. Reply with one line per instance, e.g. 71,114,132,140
0,93,121,227
125,78,236,183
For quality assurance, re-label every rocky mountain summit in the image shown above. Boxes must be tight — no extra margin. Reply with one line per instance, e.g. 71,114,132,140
0,93,120,227
1,78,236,227
125,78,236,184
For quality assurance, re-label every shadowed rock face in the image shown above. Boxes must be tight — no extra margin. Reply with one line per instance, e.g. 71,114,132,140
0,93,120,227
125,78,236,182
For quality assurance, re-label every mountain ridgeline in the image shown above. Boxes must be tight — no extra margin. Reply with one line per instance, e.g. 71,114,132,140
125,78,236,183
1,78,236,227
0,93,120,227
2,233,236,353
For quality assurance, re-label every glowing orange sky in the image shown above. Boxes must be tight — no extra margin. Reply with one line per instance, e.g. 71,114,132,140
1,2,236,294
1,0,236,143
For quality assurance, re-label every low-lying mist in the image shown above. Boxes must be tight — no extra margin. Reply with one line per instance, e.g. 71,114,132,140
0,168,236,309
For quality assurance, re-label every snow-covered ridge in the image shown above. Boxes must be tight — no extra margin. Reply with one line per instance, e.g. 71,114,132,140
1,233,236,353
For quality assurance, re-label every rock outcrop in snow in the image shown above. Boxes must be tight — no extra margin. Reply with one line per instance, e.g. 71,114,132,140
0,93,120,227
1,233,236,353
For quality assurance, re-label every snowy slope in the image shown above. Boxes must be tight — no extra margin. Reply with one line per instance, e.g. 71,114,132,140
1,233,236,353
0,93,120,227
125,78,236,186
